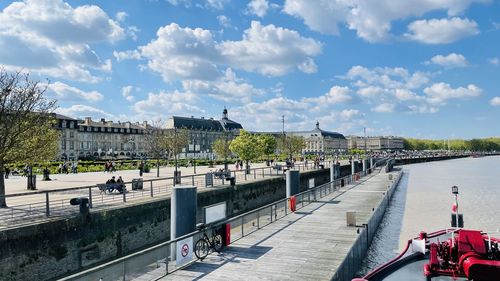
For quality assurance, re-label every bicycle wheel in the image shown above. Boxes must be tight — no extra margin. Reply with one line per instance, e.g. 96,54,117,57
194,238,209,260
212,234,223,253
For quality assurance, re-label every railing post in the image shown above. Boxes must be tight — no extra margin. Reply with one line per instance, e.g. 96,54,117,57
192,175,195,186
150,181,153,197
257,210,260,229
241,216,244,237
123,189,127,203
45,192,50,217
254,169,256,179
244,170,247,181
88,187,93,208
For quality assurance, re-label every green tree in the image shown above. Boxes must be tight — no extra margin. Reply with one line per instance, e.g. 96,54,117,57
212,137,231,170
144,120,166,177
277,134,305,160
229,130,259,173
0,69,59,207
164,128,189,176
257,134,277,161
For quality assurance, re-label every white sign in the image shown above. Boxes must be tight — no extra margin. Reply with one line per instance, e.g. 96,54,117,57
176,237,193,266
308,178,315,189
204,202,227,224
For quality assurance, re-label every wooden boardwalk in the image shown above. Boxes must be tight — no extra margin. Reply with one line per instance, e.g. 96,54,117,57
137,169,400,281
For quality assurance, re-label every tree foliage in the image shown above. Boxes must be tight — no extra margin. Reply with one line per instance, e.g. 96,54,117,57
257,134,277,160
277,134,306,159
229,130,260,164
0,69,58,207
212,138,231,160
403,138,500,151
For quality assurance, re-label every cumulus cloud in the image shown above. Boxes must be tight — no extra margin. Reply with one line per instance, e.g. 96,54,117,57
46,82,104,102
424,83,482,104
121,85,137,102
119,21,322,81
405,18,479,44
303,86,352,105
283,0,485,43
340,65,480,114
426,53,468,68
490,97,500,106
217,15,231,28
247,0,269,17
489,58,499,65
372,103,395,113
219,21,322,76
133,90,204,118
56,104,116,120
0,0,126,82
182,68,265,103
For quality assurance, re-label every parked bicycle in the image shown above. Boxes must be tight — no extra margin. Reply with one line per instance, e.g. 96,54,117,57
194,223,223,260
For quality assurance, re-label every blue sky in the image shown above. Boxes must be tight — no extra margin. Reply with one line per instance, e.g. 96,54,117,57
0,0,499,139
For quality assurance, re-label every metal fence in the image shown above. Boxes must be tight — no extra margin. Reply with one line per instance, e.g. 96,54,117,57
0,162,331,229
58,162,385,281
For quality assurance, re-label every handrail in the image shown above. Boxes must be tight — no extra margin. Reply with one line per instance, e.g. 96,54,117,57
57,162,383,281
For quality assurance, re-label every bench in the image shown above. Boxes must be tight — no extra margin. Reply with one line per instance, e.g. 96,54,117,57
97,183,126,194
213,170,231,180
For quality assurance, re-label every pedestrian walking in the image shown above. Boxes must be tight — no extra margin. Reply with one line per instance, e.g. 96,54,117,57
4,167,10,179
139,161,144,176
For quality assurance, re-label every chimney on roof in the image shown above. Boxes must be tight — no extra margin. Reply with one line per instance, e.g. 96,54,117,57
316,121,320,129
84,117,91,124
101,118,105,123
201,117,204,119
142,121,147,127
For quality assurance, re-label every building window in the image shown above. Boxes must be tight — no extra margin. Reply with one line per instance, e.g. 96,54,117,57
70,141,74,150
70,122,74,129
61,140,66,150
70,131,75,138
62,120,66,128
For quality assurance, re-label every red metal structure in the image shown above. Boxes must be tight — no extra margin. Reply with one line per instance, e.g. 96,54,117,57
353,186,500,281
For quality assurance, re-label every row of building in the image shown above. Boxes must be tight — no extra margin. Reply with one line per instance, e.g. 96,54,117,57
54,108,404,160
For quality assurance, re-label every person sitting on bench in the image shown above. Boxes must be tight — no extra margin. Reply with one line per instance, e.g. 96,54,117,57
116,176,125,193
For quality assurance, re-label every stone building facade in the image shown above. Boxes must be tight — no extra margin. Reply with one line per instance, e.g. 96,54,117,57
346,135,404,151
54,108,243,160
166,108,243,159
292,122,348,155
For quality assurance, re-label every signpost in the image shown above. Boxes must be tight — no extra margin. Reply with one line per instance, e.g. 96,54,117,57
176,237,193,266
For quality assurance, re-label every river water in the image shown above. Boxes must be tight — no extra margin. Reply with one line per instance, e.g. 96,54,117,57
359,155,500,275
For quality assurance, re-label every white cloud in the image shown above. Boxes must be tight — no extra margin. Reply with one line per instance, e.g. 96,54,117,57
205,0,229,10
490,97,500,106
424,82,482,104
303,86,352,105
426,53,468,68
138,23,221,81
133,90,204,118
0,0,126,82
182,68,265,103
116,11,128,22
56,104,115,120
284,0,348,36
121,85,136,102
405,17,479,44
217,15,231,28
372,103,395,113
283,0,485,43
488,57,499,65
219,21,322,76
339,109,360,120
248,0,269,17
47,82,103,102
113,50,141,61
122,21,322,81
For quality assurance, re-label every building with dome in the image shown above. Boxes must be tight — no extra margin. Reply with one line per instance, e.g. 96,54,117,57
291,121,348,155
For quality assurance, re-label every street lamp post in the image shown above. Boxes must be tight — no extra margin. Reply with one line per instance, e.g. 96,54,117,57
224,131,229,171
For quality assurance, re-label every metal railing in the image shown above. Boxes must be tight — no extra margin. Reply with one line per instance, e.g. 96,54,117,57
0,162,332,229
58,162,385,281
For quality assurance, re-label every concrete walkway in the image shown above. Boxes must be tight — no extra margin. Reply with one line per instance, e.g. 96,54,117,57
138,169,399,281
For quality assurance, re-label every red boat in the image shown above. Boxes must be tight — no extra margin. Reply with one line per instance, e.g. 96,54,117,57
354,186,500,281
